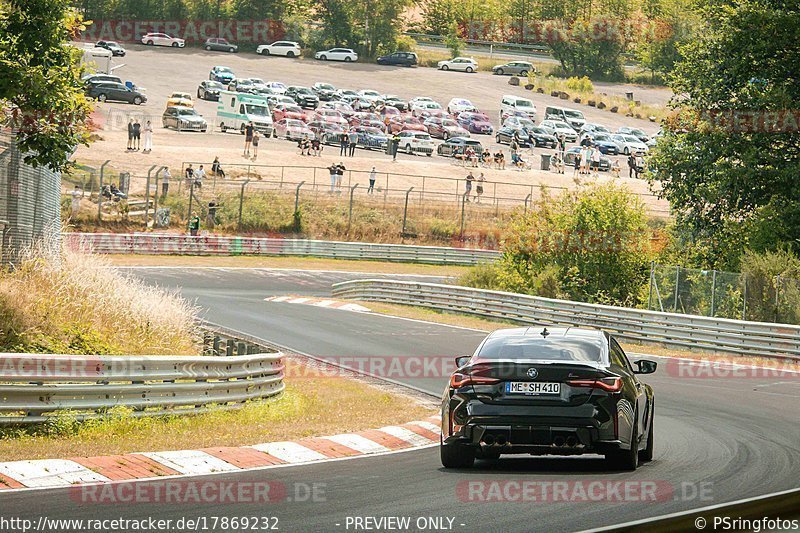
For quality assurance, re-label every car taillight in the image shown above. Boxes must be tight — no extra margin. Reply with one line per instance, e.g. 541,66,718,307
450,373,500,388
567,377,623,392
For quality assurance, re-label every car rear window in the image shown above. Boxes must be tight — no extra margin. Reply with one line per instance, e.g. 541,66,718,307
477,337,604,362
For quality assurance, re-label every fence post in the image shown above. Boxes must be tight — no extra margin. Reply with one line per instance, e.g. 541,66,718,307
673,265,680,313
347,184,359,236
294,180,305,233
143,165,157,228
238,179,249,230
648,261,654,310
152,166,167,228
187,178,195,230
709,269,717,317
460,191,469,239
401,186,414,240
524,193,532,214
742,275,748,321
98,160,110,222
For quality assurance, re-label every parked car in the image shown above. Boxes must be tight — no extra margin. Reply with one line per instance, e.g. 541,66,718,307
359,119,387,133
197,80,225,101
425,117,470,140
492,61,534,76
500,95,537,121
204,38,238,53
320,101,355,118
497,125,557,148
355,126,389,150
228,78,257,94
87,82,147,104
141,33,184,47
539,119,578,142
308,120,345,145
436,137,484,157
264,81,287,95
95,40,126,56
313,108,348,126
272,103,307,123
579,132,620,155
609,134,649,155
617,126,651,143
396,131,434,156
564,147,612,170
266,94,299,110
503,116,536,132
245,78,274,95
411,101,444,118
348,112,381,127
376,51,417,66
83,74,122,87
457,112,494,135
439,327,656,470
209,66,235,84
315,48,358,62
312,82,337,101
382,95,408,111
437,57,478,73
257,41,301,57
166,92,193,108
335,89,359,100
579,122,611,136
646,130,662,148
526,126,558,148
447,98,477,115
162,106,207,132
284,86,319,109
274,118,314,140
357,89,383,102
351,97,381,112
388,115,427,134
379,106,401,123
544,105,586,130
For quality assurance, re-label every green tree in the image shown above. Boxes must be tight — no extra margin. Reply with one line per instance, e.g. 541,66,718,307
443,21,463,57
647,0,800,269
0,0,92,170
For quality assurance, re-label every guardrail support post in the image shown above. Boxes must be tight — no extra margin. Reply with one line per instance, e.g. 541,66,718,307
98,160,110,222
401,186,414,241
648,262,654,310
238,179,250,230
226,339,234,357
143,165,157,228
347,183,359,236
213,336,221,356
237,341,246,356
774,274,781,322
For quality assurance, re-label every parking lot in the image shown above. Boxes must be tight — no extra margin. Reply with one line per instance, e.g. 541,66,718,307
76,43,669,212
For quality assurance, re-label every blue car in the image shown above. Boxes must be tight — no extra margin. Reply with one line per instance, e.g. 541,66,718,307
355,127,389,150
209,66,235,83
580,132,619,155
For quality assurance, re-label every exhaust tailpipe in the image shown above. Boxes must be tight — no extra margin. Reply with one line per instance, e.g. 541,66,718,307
495,434,508,446
566,436,577,447
482,434,496,446
553,436,566,447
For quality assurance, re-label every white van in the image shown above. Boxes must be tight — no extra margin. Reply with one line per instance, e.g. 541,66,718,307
545,105,586,129
217,91,274,135
500,95,537,121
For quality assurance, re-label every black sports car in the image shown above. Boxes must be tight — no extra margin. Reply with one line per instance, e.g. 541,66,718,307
441,327,656,470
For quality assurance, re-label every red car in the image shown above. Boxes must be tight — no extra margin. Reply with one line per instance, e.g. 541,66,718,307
380,106,401,124
319,101,355,118
424,117,470,139
360,119,387,132
388,115,427,134
312,108,348,126
349,112,382,127
272,103,307,123
274,118,314,140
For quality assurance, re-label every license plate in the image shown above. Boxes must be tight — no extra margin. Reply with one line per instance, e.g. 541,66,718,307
506,382,561,395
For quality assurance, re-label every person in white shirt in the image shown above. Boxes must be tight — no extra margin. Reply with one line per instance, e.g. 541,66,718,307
70,186,82,219
368,167,377,194
591,147,601,176
161,168,171,197
142,121,153,153
194,165,206,190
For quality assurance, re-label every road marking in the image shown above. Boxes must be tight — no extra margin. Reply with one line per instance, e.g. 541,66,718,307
0,460,110,488
322,434,390,454
141,450,240,475
378,426,438,447
249,442,328,463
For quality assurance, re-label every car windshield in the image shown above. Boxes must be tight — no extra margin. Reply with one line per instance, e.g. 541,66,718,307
554,122,571,129
318,84,334,90
530,127,547,134
515,100,534,108
477,337,604,363
594,134,611,141
443,120,458,127
518,119,535,129
362,128,382,135
631,129,646,136
284,106,302,113
245,104,268,116
564,110,584,118
207,82,224,89
624,135,641,142
177,109,197,116
171,93,189,99
286,120,304,127
414,134,431,140
217,67,232,73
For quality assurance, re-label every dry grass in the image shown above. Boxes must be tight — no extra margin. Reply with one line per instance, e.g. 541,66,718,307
105,254,471,277
0,364,436,461
0,249,199,355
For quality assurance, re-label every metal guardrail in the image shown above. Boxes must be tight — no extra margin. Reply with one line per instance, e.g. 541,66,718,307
0,331,285,425
331,280,800,360
65,232,500,266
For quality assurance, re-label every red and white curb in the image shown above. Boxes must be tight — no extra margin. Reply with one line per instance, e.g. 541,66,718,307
264,295,371,313
0,416,440,491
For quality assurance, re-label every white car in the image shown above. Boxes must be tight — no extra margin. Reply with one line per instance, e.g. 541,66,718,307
437,57,478,73
447,98,476,114
264,81,287,95
315,48,358,62
257,41,301,57
503,116,537,132
397,131,435,156
357,89,383,102
408,96,436,108
580,122,611,135
610,134,649,155
539,119,578,142
141,33,185,48
411,101,443,117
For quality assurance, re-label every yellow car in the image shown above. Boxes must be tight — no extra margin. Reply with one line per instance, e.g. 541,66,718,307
166,92,194,108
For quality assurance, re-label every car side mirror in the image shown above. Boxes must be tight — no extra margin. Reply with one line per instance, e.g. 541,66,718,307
634,359,657,374
454,355,470,369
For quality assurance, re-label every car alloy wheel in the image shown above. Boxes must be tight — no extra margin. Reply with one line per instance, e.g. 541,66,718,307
466,67,474,73
495,68,504,75
229,48,235,53
97,94,107,102
441,65,449,71
286,51,295,57
205,45,212,51
624,147,630,155
133,96,142,105
520,70,528,76
171,42,178,47
146,40,154,45
261,49,270,55
320,55,327,60
344,56,352,62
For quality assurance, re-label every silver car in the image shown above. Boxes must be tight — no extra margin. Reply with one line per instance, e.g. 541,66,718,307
492,61,535,76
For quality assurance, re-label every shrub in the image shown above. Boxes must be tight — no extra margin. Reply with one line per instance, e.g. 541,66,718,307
565,76,594,93
394,34,417,52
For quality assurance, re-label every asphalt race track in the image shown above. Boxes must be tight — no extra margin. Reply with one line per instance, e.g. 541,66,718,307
2,267,798,532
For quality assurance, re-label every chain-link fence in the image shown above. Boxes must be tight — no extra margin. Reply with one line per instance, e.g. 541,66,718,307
0,131,62,266
647,263,800,324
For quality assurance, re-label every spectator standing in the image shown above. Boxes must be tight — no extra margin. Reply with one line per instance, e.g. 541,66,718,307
336,162,345,191
127,119,134,151
161,167,171,197
70,185,82,219
189,213,200,236
591,147,601,177
368,166,377,194
391,133,400,161
610,158,621,178
558,134,567,162
142,120,153,153
628,153,637,179
328,163,338,193
132,119,141,150
475,173,485,203
185,164,194,186
194,164,206,190
312,137,322,157
573,150,582,178
339,131,348,156
212,156,225,178
206,201,218,229
251,131,260,160
464,171,474,202
348,129,358,157
243,122,254,157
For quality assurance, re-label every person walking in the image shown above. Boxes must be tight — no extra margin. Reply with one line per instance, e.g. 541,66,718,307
244,122,254,156
368,166,377,194
212,156,225,179
475,173,485,203
132,119,141,151
328,163,338,193
464,171,474,202
335,162,345,191
142,120,153,153
161,167,171,197
628,153,637,179
311,137,322,157
348,129,358,157
206,201,218,229
391,133,400,161
127,119,134,151
251,130,260,160
189,212,200,236
339,131,349,156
